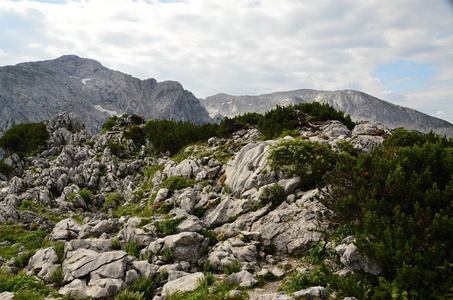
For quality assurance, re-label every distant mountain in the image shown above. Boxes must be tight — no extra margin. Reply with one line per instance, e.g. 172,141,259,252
0,55,212,136
201,89,453,137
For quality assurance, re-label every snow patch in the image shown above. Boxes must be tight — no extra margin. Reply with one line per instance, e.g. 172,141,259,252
94,105,119,117
82,78,91,84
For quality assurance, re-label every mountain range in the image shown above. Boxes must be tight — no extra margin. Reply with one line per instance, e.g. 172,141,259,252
1,55,452,138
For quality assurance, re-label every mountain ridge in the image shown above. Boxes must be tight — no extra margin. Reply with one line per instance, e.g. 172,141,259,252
201,89,453,138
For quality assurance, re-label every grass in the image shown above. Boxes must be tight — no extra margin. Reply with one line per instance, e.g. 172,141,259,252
0,225,47,260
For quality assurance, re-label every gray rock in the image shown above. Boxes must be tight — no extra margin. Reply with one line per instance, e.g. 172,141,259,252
145,232,207,264
208,237,259,272
27,247,59,276
338,243,382,275
203,196,251,228
225,270,258,287
62,249,128,282
154,188,170,204
293,286,329,299
59,279,88,299
86,278,126,299
51,218,82,241
65,238,112,257
163,272,204,295
0,292,14,300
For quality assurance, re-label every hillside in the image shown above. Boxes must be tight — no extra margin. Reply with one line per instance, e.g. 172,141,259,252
0,55,212,137
201,89,453,137
0,106,451,299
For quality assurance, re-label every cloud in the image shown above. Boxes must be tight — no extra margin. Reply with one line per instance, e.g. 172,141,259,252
0,0,452,123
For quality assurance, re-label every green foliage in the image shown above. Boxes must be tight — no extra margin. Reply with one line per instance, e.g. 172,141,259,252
223,260,241,275
115,290,145,300
259,184,286,208
14,250,36,268
145,119,219,155
124,125,147,147
48,266,64,288
161,176,196,194
306,241,327,264
78,189,92,205
0,122,48,157
53,241,65,263
0,162,13,175
0,271,51,298
124,240,142,258
108,140,125,157
0,225,47,260
101,116,117,133
104,192,123,210
111,238,122,250
129,275,156,299
153,216,186,237
335,140,356,155
269,139,336,188
321,131,453,298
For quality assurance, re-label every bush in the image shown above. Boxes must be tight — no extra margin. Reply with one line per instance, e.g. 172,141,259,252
129,275,156,299
111,238,122,250
321,132,453,298
268,139,336,188
104,192,122,210
0,271,51,298
259,184,286,208
153,216,186,237
223,260,241,275
115,290,145,300
48,266,64,288
108,140,125,157
124,240,142,258
53,241,65,263
0,122,48,157
161,176,196,194
101,116,117,133
78,189,92,205
0,162,13,176
14,250,36,269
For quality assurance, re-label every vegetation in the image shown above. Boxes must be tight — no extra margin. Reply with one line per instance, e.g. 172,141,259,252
314,128,453,299
0,122,48,157
153,216,186,237
124,239,142,258
0,161,13,176
0,271,52,299
161,176,196,194
0,225,47,260
259,184,286,208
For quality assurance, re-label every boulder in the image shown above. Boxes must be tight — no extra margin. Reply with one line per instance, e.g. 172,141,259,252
293,286,329,299
145,232,208,264
51,218,82,241
207,237,259,272
65,238,113,257
337,243,382,276
225,270,258,287
203,196,251,228
163,272,205,295
28,247,59,279
0,292,14,300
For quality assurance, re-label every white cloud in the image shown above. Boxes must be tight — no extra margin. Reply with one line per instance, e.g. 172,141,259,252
0,0,452,123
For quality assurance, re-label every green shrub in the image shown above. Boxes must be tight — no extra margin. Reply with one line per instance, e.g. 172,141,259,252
259,184,286,208
53,241,65,263
269,139,336,188
129,275,156,299
108,140,125,157
0,271,51,297
111,238,122,250
223,260,241,275
161,176,196,194
101,116,117,133
48,266,64,288
124,240,142,258
0,122,48,157
321,132,453,298
78,189,92,205
154,216,186,237
0,225,47,260
14,250,36,269
0,162,13,176
124,125,146,147
104,192,122,210
115,290,145,300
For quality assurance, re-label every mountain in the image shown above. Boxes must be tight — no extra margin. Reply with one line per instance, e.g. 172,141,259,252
201,89,453,137
0,55,212,136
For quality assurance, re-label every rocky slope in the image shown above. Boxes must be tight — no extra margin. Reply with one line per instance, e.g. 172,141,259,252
0,112,388,299
201,89,453,137
0,55,212,137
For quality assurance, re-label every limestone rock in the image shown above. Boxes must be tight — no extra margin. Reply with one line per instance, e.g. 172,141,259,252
293,286,329,299
51,218,82,241
163,272,204,295
225,270,258,287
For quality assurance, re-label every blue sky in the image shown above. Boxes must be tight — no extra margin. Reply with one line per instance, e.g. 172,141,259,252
1,0,452,124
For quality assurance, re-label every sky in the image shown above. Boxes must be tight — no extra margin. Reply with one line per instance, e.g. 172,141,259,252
1,0,453,124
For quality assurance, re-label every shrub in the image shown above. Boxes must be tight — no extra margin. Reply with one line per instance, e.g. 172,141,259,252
111,238,122,250
115,290,145,300
14,250,36,269
48,266,64,288
154,216,186,237
268,139,336,188
104,192,122,210
223,260,241,275
0,271,51,297
129,275,156,299
101,116,117,133
124,240,142,258
108,140,125,157
259,184,286,208
0,162,13,176
0,122,48,157
53,241,65,263
161,176,196,194
321,132,453,298
78,189,92,205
